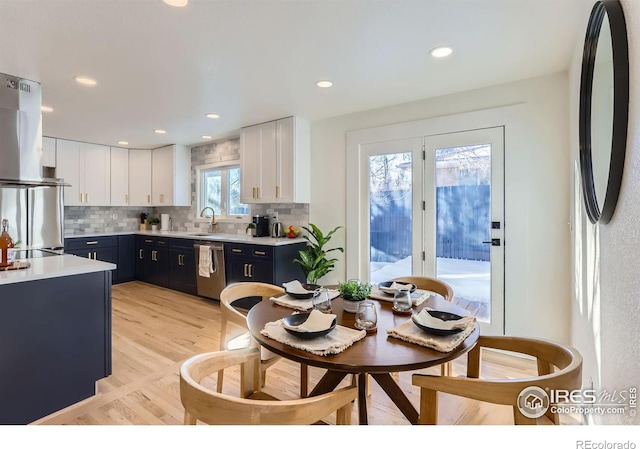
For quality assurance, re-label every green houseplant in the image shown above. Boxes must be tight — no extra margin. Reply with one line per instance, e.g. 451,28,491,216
293,223,343,284
148,217,160,231
338,280,372,313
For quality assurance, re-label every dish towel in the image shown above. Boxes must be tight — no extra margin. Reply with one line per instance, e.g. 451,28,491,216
270,290,340,311
387,319,476,353
369,288,430,306
261,321,366,356
198,245,214,278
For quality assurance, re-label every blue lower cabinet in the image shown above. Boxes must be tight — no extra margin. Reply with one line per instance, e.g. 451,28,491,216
65,236,119,282
169,239,197,295
116,235,136,283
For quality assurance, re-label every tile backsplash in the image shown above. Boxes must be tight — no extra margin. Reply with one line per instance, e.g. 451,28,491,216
63,138,310,235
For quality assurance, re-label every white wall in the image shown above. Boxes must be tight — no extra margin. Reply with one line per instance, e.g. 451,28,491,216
310,73,571,343
571,0,640,424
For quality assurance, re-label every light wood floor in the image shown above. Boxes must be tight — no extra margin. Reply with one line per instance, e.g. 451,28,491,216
33,281,577,425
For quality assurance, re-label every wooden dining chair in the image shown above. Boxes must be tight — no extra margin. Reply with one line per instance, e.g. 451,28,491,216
392,276,455,376
411,335,583,425
218,282,309,397
180,347,356,425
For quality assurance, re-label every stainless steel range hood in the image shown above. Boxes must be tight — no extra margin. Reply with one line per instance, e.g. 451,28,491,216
0,73,65,187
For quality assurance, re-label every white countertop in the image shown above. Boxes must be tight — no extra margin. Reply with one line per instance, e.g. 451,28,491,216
0,254,116,286
65,230,307,246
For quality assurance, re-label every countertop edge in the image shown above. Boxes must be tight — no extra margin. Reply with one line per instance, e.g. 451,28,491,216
63,231,307,246
0,255,116,286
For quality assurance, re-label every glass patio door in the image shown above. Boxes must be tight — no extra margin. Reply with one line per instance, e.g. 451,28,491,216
360,138,423,284
424,127,504,335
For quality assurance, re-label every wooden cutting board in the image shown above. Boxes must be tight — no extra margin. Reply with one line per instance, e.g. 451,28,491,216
0,261,31,271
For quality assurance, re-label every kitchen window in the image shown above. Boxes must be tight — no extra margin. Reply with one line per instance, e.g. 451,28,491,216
196,163,249,219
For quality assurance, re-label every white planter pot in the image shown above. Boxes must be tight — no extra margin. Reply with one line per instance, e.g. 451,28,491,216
343,298,364,313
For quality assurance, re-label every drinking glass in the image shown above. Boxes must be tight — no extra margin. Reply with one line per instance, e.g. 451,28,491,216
393,288,412,312
312,287,332,313
355,301,377,331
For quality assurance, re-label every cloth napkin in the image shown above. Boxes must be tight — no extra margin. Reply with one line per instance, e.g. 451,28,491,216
413,309,476,331
369,288,429,306
282,280,316,294
270,290,340,311
261,321,366,356
387,317,476,353
281,309,337,333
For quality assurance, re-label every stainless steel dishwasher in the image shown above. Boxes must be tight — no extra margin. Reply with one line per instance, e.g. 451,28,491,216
194,242,226,300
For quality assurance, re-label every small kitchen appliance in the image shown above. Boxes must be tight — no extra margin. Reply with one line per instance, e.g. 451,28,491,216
271,220,283,238
252,215,270,237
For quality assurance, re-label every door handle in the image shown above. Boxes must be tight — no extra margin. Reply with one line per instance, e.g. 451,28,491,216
243,263,248,277
139,249,144,259
482,239,501,247
86,241,98,245
248,264,253,278
93,251,97,260
147,194,151,204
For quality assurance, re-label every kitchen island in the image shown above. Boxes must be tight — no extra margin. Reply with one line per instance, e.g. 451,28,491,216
0,255,115,424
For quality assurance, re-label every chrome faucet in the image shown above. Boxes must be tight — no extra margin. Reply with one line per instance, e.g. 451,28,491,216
199,207,217,233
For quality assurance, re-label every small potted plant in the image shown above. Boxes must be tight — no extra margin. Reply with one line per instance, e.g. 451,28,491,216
148,217,160,231
338,280,372,313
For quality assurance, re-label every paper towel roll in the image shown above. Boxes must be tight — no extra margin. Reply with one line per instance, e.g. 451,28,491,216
161,214,170,231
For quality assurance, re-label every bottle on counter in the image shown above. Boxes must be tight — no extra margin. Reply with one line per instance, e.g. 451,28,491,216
0,218,16,268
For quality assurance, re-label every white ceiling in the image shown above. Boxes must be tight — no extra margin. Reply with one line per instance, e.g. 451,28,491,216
0,0,590,150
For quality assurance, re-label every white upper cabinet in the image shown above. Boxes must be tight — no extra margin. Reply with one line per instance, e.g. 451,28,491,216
129,149,152,207
151,144,191,206
56,139,111,206
240,121,276,204
42,137,56,168
110,147,129,206
240,116,310,204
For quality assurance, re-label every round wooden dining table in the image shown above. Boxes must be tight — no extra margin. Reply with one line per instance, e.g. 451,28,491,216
246,294,479,425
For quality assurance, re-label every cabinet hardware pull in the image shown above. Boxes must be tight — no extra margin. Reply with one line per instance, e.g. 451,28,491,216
276,186,280,198
86,241,99,245
248,264,253,278
160,193,164,203
243,263,247,277
158,241,166,245
232,248,242,253
147,194,151,204
80,193,84,203
181,254,185,265
88,251,91,258
139,249,144,259
93,252,97,260
86,193,89,203
125,194,128,204
254,250,266,256
257,187,260,198
252,187,256,198
145,239,153,243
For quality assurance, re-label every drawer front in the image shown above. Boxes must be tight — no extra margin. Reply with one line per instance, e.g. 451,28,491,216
140,237,169,248
226,243,272,260
169,238,196,251
65,235,118,250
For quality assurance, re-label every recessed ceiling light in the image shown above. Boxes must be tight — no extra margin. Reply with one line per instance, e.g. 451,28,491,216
154,129,167,134
163,0,188,7
430,46,453,58
316,80,333,88
41,106,53,113
202,135,213,139
118,141,129,145
73,76,97,86
205,113,220,119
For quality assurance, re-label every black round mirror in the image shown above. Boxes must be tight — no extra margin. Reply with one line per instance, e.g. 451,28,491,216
579,0,629,224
